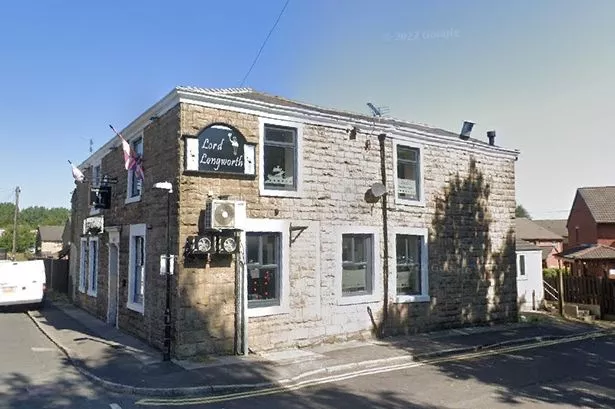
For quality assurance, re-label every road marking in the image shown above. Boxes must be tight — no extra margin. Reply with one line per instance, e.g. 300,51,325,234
110,404,122,409
135,331,610,406
31,347,56,352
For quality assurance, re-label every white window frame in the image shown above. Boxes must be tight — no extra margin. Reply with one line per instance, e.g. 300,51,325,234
517,253,528,280
127,223,146,314
390,227,430,303
87,237,99,297
79,237,88,293
243,218,290,317
89,161,102,216
125,133,143,204
393,139,425,207
335,226,381,306
258,117,303,198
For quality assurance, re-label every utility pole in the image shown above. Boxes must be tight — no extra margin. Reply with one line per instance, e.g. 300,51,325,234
11,186,20,260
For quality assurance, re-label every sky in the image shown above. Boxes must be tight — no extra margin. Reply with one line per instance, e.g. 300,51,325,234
1,0,614,220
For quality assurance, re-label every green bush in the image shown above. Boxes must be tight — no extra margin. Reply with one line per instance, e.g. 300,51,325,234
543,268,567,278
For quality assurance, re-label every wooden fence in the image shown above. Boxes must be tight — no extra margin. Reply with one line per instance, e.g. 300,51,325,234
42,258,69,294
545,275,615,315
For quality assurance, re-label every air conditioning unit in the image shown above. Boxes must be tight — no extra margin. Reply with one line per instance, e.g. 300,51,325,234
204,200,247,230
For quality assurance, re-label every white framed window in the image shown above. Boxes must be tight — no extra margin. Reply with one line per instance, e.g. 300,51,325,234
125,135,143,204
87,237,99,297
79,237,88,293
258,118,303,198
335,226,381,305
517,254,527,280
127,223,146,313
90,162,102,216
391,227,430,303
243,219,290,317
393,140,425,207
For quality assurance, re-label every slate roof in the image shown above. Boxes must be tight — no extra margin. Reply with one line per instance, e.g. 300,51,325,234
576,186,615,223
516,239,542,252
38,226,64,242
556,244,615,261
533,219,568,238
537,246,554,261
515,218,563,241
176,87,498,148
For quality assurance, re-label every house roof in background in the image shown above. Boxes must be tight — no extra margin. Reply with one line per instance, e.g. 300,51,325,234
576,186,615,224
516,218,563,241
38,226,64,242
537,246,554,261
557,243,615,261
533,219,568,238
516,239,542,252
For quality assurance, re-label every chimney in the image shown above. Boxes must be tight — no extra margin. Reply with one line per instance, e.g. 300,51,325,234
459,121,475,140
487,130,496,146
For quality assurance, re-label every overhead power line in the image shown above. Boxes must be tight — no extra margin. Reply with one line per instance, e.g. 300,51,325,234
239,0,290,87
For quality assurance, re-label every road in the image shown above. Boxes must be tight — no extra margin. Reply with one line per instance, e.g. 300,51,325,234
0,306,132,409
3,307,615,408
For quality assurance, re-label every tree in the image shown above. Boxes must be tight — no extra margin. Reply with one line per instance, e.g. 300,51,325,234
516,204,531,219
0,202,16,227
0,225,35,253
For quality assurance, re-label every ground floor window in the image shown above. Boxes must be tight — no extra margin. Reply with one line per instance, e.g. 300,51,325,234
128,224,146,313
396,234,422,295
341,234,374,296
246,232,281,308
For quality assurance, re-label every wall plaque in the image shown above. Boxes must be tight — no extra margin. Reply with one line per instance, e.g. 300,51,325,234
185,124,255,176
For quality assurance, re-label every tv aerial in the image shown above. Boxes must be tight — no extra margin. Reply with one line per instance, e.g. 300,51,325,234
366,102,390,118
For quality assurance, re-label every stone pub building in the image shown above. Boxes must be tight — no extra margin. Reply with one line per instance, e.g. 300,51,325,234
70,86,519,359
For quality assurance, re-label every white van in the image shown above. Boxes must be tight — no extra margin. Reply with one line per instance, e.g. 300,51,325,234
0,260,46,308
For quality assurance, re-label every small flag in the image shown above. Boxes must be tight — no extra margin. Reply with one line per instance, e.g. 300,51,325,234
68,160,85,183
109,125,144,181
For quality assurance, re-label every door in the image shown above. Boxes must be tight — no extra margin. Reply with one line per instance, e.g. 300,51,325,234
107,243,119,327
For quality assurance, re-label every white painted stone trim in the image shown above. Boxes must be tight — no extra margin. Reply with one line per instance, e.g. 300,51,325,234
87,236,99,297
389,227,430,304
244,218,291,318
517,252,530,281
78,237,87,293
107,230,120,327
392,139,426,207
127,223,146,314
335,226,382,306
258,118,304,198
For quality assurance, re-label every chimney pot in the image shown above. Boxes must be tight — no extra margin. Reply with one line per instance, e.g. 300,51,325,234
487,130,496,146
459,121,475,140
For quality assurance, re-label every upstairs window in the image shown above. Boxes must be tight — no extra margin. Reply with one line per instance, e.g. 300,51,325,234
263,125,297,191
129,137,143,198
396,145,421,201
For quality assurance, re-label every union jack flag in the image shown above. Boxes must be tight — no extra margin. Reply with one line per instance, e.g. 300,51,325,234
109,125,144,181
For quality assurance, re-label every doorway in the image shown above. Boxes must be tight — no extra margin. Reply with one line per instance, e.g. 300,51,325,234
107,242,119,327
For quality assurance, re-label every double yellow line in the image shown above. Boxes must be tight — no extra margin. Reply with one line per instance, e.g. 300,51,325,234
136,331,610,406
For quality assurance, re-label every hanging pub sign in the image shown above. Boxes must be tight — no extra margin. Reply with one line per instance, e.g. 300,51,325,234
185,123,256,176
90,185,111,209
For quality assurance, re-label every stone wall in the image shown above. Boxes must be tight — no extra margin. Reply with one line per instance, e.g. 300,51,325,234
176,103,517,357
70,105,181,351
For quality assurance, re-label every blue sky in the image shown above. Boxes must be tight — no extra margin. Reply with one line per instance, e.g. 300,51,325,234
1,1,614,220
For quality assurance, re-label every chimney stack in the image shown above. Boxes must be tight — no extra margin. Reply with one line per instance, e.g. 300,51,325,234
459,121,475,140
487,130,496,146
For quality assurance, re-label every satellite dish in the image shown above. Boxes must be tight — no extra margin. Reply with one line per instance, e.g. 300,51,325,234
370,183,386,198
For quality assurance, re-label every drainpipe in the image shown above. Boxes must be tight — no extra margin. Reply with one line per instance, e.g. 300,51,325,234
378,133,390,337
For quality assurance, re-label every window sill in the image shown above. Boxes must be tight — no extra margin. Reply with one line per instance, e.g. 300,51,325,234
78,286,86,294
338,293,380,306
247,304,289,318
125,195,142,205
127,301,144,314
86,289,97,297
517,276,529,281
394,294,430,304
260,187,302,198
394,197,426,207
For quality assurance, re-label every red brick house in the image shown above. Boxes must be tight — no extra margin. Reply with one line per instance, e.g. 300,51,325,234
534,219,568,250
515,218,563,268
567,186,615,248
561,186,615,277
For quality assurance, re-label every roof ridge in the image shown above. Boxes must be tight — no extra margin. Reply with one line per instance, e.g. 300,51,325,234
177,86,254,95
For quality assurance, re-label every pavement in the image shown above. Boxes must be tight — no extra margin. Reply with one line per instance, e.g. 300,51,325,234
26,295,615,399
